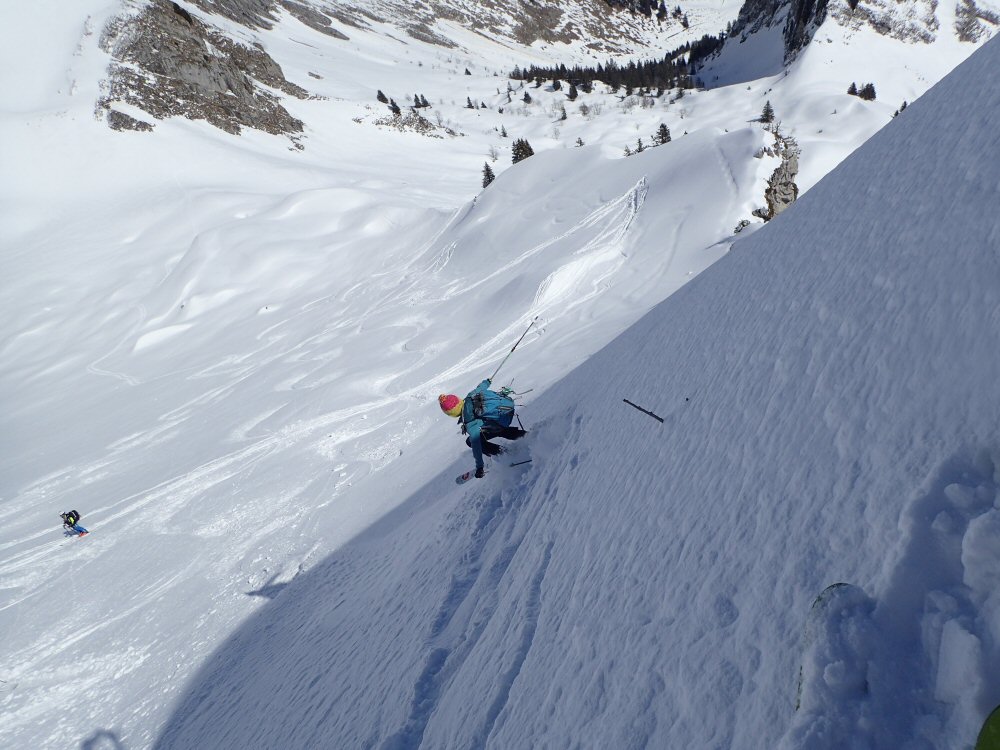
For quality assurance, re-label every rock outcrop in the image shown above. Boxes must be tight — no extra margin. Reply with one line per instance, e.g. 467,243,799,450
98,0,307,138
754,131,800,221
727,0,829,60
955,0,1000,41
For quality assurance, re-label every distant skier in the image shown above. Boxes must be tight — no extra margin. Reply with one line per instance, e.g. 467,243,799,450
439,379,526,478
60,510,89,536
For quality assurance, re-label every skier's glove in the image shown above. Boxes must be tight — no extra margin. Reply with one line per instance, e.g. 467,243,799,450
474,466,485,479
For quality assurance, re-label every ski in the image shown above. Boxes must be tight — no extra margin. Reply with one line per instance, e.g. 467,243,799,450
977,704,1000,750
456,459,532,484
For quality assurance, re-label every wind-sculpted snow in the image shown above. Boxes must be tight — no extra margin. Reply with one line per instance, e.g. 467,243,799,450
3,0,1000,746
151,37,1000,750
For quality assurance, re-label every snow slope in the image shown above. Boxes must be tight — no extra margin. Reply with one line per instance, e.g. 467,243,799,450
2,5,779,749
152,35,1000,750
2,1,998,748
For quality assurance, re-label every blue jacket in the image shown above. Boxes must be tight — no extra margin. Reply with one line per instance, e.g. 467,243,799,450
461,380,515,470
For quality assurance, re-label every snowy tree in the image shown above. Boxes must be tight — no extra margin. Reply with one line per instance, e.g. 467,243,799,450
653,123,672,145
388,99,401,116
847,82,858,96
761,100,775,124
511,138,535,164
482,163,495,188
376,90,388,104
523,91,532,104
567,83,578,101
576,137,585,147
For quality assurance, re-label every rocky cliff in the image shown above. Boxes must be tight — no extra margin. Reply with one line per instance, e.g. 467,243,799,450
98,0,308,139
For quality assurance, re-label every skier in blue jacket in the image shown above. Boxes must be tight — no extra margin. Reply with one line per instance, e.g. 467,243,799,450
60,510,89,536
439,379,526,478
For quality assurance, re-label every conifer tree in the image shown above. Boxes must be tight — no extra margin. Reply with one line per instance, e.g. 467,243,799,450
420,94,430,108
568,83,578,101
512,138,535,164
388,99,401,116
377,90,388,104
761,100,775,124
501,125,508,138
847,82,858,96
466,97,475,109
636,137,646,153
653,123,671,145
482,162,496,188
523,91,532,104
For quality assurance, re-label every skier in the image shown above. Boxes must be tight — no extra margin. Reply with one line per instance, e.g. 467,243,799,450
439,379,526,478
60,510,89,536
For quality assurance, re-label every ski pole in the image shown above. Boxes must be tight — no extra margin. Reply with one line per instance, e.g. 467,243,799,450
623,398,664,423
489,317,538,382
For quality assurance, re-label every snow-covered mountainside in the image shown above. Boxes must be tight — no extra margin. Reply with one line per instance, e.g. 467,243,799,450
1,0,998,747
155,35,1000,749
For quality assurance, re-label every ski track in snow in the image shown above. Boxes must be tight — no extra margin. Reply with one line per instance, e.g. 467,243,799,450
381,482,553,750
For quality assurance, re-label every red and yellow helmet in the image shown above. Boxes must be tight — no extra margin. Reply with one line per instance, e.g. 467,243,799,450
438,394,463,417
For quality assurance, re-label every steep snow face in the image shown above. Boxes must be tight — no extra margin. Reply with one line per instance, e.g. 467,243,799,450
2,2,997,749
152,36,1000,750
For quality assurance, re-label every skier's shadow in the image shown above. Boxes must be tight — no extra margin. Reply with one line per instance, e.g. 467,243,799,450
245,575,288,600
81,729,126,749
